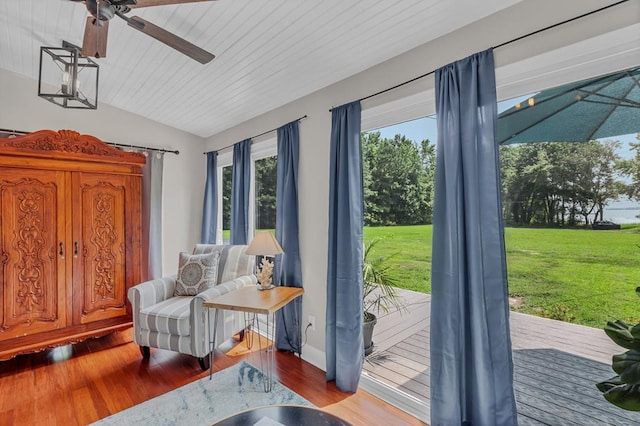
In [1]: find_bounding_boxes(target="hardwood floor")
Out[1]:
[0,328,426,426]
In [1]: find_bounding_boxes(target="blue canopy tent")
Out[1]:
[498,67,640,145]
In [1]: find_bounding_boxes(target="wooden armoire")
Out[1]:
[0,129,145,360]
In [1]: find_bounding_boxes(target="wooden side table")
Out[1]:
[203,285,304,392]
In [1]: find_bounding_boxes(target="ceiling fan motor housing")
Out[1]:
[86,0,136,21]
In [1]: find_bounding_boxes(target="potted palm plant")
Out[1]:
[362,237,406,356]
[596,287,640,411]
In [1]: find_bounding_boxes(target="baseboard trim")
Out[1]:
[300,343,326,372]
[250,318,326,372]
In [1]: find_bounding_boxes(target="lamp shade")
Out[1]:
[246,231,284,256]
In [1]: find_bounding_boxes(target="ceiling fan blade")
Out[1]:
[129,0,216,8]
[82,17,109,58]
[127,15,215,64]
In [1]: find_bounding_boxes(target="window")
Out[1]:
[221,165,232,243]
[251,138,277,236]
[216,151,232,244]
[249,139,277,336]
[216,138,277,244]
[254,156,277,232]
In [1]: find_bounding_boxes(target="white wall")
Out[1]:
[203,0,640,370]
[0,67,206,275]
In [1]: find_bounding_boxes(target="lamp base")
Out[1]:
[257,284,275,291]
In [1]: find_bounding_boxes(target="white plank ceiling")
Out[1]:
[0,0,520,138]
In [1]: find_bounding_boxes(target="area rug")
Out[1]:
[92,361,312,426]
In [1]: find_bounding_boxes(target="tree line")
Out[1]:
[221,133,639,230]
[362,132,639,227]
[362,132,435,226]
[222,133,438,230]
[500,137,639,226]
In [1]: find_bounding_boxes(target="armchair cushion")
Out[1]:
[174,251,220,296]
[193,244,255,283]
[139,296,192,336]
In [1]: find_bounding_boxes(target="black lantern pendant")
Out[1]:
[38,41,99,109]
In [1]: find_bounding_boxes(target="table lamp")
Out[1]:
[246,231,284,290]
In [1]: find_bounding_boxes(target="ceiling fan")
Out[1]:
[70,0,216,64]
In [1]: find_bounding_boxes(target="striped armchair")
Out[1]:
[127,245,257,370]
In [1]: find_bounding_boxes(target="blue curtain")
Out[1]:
[231,139,251,245]
[325,101,364,393]
[275,121,302,353]
[430,49,518,425]
[201,151,218,244]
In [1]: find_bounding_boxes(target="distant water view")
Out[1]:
[603,198,640,224]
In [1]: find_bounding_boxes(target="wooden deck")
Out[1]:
[362,288,640,425]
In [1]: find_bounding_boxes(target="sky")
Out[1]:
[374,95,527,142]
[371,94,640,222]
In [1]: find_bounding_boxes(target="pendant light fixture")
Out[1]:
[38,41,99,109]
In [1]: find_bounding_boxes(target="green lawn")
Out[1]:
[364,224,640,328]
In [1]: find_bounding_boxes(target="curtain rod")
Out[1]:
[0,128,179,155]
[203,114,308,155]
[106,142,179,155]
[329,0,629,111]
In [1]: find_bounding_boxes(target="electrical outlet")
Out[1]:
[308,315,316,331]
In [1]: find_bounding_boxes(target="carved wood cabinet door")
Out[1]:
[0,169,68,341]
[72,172,129,324]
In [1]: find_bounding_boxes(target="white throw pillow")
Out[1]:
[174,251,220,296]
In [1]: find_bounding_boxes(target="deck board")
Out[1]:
[362,289,640,425]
